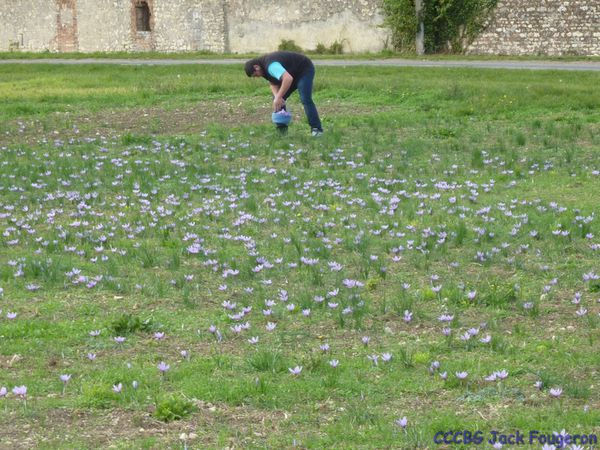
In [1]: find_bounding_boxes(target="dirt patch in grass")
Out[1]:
[0,400,289,448]
[1,99,381,147]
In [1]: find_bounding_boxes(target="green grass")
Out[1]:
[0,61,599,448]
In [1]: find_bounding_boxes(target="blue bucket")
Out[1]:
[272,109,292,126]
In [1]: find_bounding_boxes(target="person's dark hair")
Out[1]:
[244,58,260,77]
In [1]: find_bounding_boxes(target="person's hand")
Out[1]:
[273,96,285,112]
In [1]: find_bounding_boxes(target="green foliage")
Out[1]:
[111,313,154,335]
[153,395,196,422]
[248,348,287,374]
[381,0,418,52]
[278,39,303,52]
[382,0,498,53]
[315,40,345,55]
[78,383,116,409]
[315,43,327,54]
[398,347,415,368]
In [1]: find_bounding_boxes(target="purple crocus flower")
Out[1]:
[157,361,170,373]
[329,359,339,368]
[496,369,508,380]
[342,279,364,288]
[485,373,497,382]
[549,387,563,398]
[328,261,343,272]
[12,385,27,398]
[455,371,468,380]
[395,416,408,429]
[60,374,71,384]
[288,366,302,375]
[112,383,123,393]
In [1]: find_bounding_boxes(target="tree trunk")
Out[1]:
[415,0,425,55]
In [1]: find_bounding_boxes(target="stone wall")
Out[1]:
[0,0,57,52]
[0,0,388,53]
[467,0,600,56]
[225,0,388,53]
[1,0,599,55]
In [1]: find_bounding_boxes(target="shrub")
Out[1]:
[381,0,418,52]
[278,39,303,52]
[382,0,498,53]
[329,40,344,55]
[315,43,328,54]
[314,41,345,55]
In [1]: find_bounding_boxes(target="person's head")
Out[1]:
[244,58,264,77]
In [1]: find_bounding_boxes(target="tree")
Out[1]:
[382,0,498,54]
[415,0,425,55]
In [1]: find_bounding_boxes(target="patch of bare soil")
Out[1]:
[1,99,376,147]
[0,400,289,448]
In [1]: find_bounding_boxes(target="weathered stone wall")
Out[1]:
[0,0,57,51]
[467,0,600,56]
[225,0,389,53]
[1,0,598,55]
[0,0,388,53]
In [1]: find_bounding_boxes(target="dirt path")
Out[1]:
[2,57,600,71]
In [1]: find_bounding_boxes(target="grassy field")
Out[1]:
[0,61,599,449]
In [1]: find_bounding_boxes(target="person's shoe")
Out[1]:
[311,128,323,137]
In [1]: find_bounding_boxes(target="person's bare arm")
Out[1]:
[272,71,293,111]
